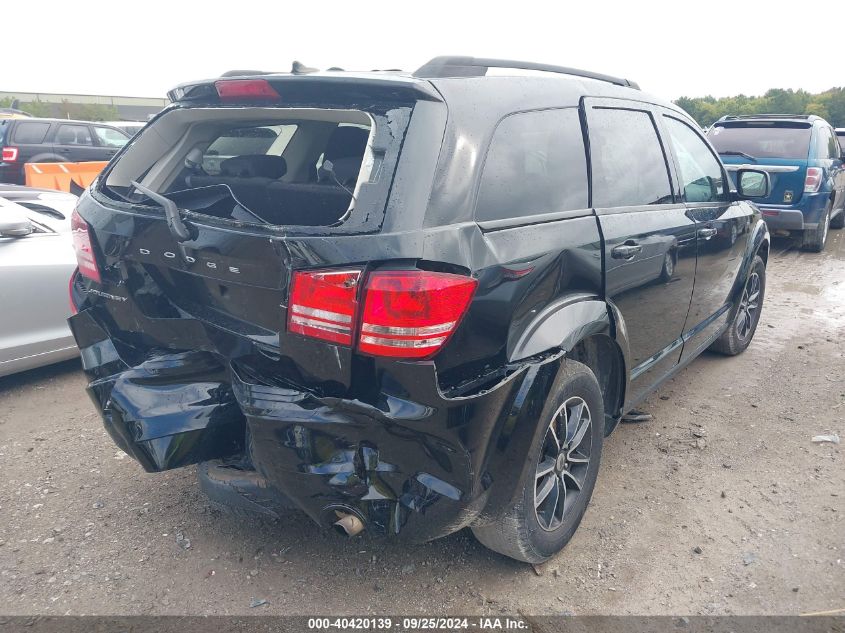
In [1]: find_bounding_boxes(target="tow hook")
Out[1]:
[333,511,365,537]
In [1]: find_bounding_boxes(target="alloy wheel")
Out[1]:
[735,271,761,341]
[534,396,592,532]
[663,252,674,279]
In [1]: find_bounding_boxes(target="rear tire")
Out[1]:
[709,255,766,356]
[830,208,845,229]
[658,251,675,282]
[802,206,830,252]
[471,360,604,563]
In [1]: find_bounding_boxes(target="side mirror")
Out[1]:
[0,215,34,237]
[736,168,770,199]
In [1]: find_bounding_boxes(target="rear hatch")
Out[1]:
[707,120,811,206]
[76,74,443,385]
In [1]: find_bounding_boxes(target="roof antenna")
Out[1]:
[291,61,318,75]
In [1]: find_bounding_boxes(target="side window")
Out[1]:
[663,116,727,203]
[93,126,129,148]
[814,126,839,160]
[13,121,51,144]
[813,126,828,158]
[476,108,588,222]
[55,124,93,146]
[826,128,839,160]
[588,108,673,208]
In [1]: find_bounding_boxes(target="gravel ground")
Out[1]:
[0,233,842,616]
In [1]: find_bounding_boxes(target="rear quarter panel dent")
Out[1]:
[508,297,610,361]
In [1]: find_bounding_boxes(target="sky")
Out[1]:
[3,0,840,102]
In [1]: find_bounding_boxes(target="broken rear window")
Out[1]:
[100,107,391,228]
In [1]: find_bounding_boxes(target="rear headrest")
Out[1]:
[324,127,369,161]
[220,154,287,179]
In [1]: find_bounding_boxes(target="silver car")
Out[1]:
[0,186,79,377]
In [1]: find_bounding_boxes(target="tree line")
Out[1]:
[675,88,845,128]
[0,97,118,121]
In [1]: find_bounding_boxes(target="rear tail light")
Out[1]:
[287,268,477,359]
[2,146,18,162]
[358,271,477,358]
[804,167,823,193]
[215,79,279,102]
[288,269,361,345]
[71,209,101,283]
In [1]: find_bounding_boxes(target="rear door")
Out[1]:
[51,123,102,162]
[585,99,697,406]
[660,112,751,360]
[91,125,130,161]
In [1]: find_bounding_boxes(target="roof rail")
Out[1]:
[721,114,813,121]
[413,56,639,89]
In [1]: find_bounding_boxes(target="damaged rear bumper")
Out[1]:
[69,308,555,542]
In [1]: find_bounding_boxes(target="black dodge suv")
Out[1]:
[68,57,771,563]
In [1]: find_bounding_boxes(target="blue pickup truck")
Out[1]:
[708,114,845,251]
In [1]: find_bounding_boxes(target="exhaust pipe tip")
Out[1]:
[333,510,365,537]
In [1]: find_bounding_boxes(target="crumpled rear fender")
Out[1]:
[70,309,245,472]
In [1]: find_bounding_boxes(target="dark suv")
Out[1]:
[0,118,130,184]
[67,57,771,563]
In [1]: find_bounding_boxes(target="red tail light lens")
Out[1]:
[288,269,361,345]
[358,271,477,358]
[215,79,279,102]
[71,209,101,283]
[804,167,822,193]
[2,146,18,162]
[287,268,477,358]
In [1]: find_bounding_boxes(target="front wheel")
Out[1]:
[709,255,766,356]
[830,208,845,229]
[658,251,675,282]
[471,360,604,563]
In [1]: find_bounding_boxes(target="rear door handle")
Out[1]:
[698,228,717,239]
[611,243,643,259]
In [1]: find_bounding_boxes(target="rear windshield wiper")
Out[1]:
[130,181,193,242]
[719,150,757,161]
